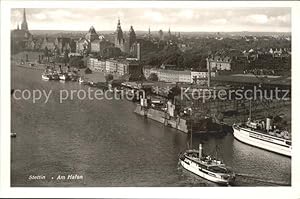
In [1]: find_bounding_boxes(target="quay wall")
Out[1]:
[134,105,189,133]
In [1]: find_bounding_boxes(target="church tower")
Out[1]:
[115,18,125,52]
[21,8,28,31]
[128,26,136,50]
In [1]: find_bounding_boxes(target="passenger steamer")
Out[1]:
[232,98,291,157]
[179,144,235,185]
[232,118,291,157]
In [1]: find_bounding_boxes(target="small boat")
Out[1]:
[179,144,235,185]
[88,81,96,87]
[59,74,66,81]
[78,77,84,84]
[42,73,50,81]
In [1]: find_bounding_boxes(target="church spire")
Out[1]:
[117,17,121,26]
[21,8,28,30]
[115,17,124,44]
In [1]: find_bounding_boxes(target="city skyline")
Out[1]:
[11,8,291,32]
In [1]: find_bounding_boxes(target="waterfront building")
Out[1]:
[106,59,141,77]
[178,71,192,83]
[116,60,130,76]
[156,69,191,83]
[191,71,216,84]
[158,69,179,83]
[206,56,232,71]
[87,57,106,72]
[144,67,215,84]
[106,59,118,73]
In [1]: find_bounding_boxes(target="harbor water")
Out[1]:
[11,66,291,186]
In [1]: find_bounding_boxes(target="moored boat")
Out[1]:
[42,73,50,80]
[59,74,67,81]
[232,100,291,157]
[232,119,292,157]
[78,77,84,84]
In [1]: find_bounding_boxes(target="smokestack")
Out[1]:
[137,43,140,61]
[266,118,272,131]
[199,144,202,160]
[207,58,211,87]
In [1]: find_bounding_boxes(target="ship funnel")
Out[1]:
[266,117,272,131]
[199,144,202,159]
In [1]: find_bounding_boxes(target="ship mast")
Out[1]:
[249,99,252,121]
[190,120,193,149]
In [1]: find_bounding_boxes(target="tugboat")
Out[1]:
[232,101,292,157]
[179,143,235,185]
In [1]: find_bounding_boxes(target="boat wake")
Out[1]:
[236,173,290,186]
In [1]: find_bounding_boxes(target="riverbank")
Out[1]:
[11,61,106,83]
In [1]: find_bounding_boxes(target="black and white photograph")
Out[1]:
[1,0,300,198]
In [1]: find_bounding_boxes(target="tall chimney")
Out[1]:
[199,143,202,160]
[137,43,140,61]
[207,58,211,87]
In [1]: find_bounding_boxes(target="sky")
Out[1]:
[11,8,291,32]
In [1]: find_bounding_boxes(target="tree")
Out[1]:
[148,73,158,81]
[105,74,114,82]
[167,85,181,100]
[69,56,84,68]
[85,68,92,74]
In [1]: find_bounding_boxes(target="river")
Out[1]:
[11,65,291,186]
